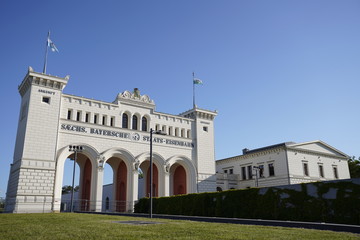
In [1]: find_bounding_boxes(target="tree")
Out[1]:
[62,185,79,194]
[348,156,360,178]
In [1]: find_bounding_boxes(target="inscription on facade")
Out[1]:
[38,89,56,95]
[60,124,194,148]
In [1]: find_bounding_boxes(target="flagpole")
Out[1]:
[192,72,195,108]
[43,31,50,74]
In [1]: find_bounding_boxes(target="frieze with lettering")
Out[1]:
[60,124,194,148]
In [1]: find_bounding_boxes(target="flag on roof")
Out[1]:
[47,38,59,52]
[193,78,203,85]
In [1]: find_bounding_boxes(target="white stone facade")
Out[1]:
[216,141,350,191]
[5,68,217,213]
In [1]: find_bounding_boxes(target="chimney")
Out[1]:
[242,148,249,155]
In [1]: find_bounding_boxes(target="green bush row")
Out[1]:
[134,179,360,225]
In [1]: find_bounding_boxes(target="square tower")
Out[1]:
[5,67,69,213]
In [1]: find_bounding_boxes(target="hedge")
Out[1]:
[134,178,360,225]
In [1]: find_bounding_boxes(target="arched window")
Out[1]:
[142,117,147,131]
[122,113,128,128]
[132,115,138,130]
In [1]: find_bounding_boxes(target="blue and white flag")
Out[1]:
[193,78,203,85]
[47,38,59,52]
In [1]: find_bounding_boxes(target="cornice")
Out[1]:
[286,147,348,160]
[18,67,69,97]
[180,107,218,121]
[216,146,286,165]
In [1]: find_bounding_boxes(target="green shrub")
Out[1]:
[134,179,360,225]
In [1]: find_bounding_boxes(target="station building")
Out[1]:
[216,141,350,191]
[5,67,217,213]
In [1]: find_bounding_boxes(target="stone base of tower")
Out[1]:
[197,174,216,193]
[5,195,54,213]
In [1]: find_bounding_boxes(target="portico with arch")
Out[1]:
[5,68,218,213]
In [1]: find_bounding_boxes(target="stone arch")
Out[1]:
[167,155,197,195]
[136,152,166,197]
[101,148,135,212]
[54,144,100,212]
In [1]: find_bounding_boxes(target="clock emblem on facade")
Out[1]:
[132,133,140,141]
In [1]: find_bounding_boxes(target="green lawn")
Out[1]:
[0,213,358,240]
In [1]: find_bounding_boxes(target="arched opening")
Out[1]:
[111,160,127,212]
[60,152,92,212]
[122,113,128,128]
[132,115,138,130]
[172,165,186,195]
[141,117,148,131]
[138,160,159,198]
[101,162,114,212]
[80,158,92,211]
[146,163,159,197]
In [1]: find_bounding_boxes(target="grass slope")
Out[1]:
[0,213,358,240]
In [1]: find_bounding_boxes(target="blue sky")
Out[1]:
[0,1,359,198]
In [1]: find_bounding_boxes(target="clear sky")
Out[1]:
[0,1,359,198]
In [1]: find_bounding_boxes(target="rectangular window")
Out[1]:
[102,115,107,125]
[319,165,324,178]
[76,111,81,121]
[203,126,208,132]
[268,163,275,176]
[241,167,246,180]
[247,166,253,179]
[94,114,98,124]
[42,97,50,104]
[224,169,228,174]
[110,117,114,127]
[259,165,264,177]
[67,110,72,120]
[229,169,233,174]
[303,163,309,176]
[333,166,338,179]
[85,113,89,123]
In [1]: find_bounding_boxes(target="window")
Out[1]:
[85,113,89,123]
[181,129,185,138]
[42,97,50,104]
[229,169,233,174]
[162,125,166,133]
[122,113,128,128]
[175,128,179,137]
[132,115,138,130]
[187,130,191,138]
[303,163,309,176]
[247,166,253,179]
[94,114,98,124]
[203,126,208,132]
[319,165,324,178]
[268,163,275,176]
[142,117,147,131]
[76,111,81,121]
[110,117,114,127]
[168,127,173,136]
[241,167,246,180]
[333,166,338,179]
[67,110,72,120]
[259,165,264,177]
[224,170,228,174]
[102,115,107,125]
[105,197,109,210]
[155,124,160,131]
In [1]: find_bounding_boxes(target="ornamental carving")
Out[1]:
[117,89,154,104]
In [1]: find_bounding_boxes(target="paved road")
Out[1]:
[83,212,360,234]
